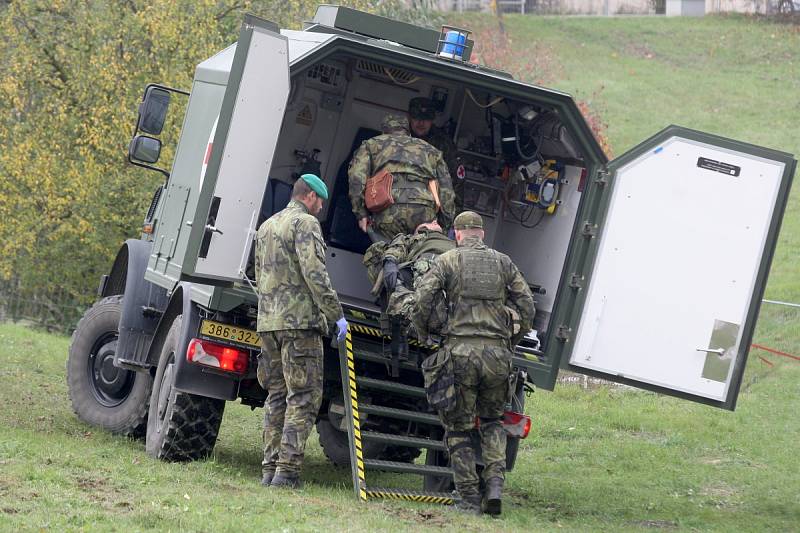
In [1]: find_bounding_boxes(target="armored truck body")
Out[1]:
[67,6,796,491]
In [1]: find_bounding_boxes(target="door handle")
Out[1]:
[696,348,725,356]
[205,224,223,235]
[198,196,222,259]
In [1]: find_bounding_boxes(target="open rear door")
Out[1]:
[182,15,289,284]
[563,126,795,409]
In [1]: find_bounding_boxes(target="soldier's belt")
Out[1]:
[444,335,509,347]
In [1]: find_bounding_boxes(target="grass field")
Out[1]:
[1,13,798,532]
[503,13,800,307]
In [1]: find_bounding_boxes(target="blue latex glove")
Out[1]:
[335,317,349,343]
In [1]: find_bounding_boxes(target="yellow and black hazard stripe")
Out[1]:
[344,330,368,502]
[366,489,455,505]
[349,322,436,349]
[408,338,434,348]
[350,323,383,338]
[343,330,452,507]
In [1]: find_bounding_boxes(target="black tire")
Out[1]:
[316,418,385,466]
[67,295,151,437]
[145,316,225,461]
[381,445,422,463]
[423,448,454,493]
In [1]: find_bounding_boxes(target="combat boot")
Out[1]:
[453,494,482,516]
[484,477,503,516]
[261,471,275,487]
[270,472,303,489]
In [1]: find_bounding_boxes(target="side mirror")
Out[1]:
[129,135,162,164]
[137,86,171,135]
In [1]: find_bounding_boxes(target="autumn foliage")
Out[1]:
[0,1,377,329]
[0,1,609,330]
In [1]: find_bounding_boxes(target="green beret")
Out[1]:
[381,114,409,134]
[453,211,483,230]
[409,97,436,120]
[300,173,328,200]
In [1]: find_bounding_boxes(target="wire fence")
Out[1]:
[1,266,797,338]
[443,0,795,15]
[0,279,87,334]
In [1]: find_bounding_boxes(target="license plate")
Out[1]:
[199,320,260,349]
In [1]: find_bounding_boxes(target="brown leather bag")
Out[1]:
[365,168,395,213]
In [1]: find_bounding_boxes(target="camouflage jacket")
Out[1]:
[412,236,535,341]
[362,229,454,293]
[414,127,461,212]
[348,132,455,225]
[255,200,343,334]
[384,227,455,272]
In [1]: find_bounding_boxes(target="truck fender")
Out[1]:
[110,240,169,372]
[146,283,239,401]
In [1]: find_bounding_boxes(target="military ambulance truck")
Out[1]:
[66,6,795,498]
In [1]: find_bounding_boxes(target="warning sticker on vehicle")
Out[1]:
[697,157,741,177]
[295,104,313,126]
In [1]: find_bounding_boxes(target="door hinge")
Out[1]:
[595,169,609,186]
[568,273,584,290]
[581,222,597,238]
[555,325,571,342]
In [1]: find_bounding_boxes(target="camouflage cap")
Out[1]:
[381,113,409,133]
[453,210,483,230]
[408,97,436,120]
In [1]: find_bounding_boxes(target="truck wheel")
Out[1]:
[145,316,224,461]
[316,419,385,466]
[423,449,454,493]
[67,295,151,437]
[380,445,422,463]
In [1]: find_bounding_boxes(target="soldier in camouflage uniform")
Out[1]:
[255,174,348,489]
[362,220,455,333]
[348,114,455,239]
[408,97,462,212]
[412,211,535,516]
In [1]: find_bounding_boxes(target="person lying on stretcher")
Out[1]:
[363,220,454,341]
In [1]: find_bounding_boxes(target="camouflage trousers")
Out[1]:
[258,330,323,477]
[372,203,436,239]
[439,340,512,499]
[386,284,416,320]
[387,283,447,337]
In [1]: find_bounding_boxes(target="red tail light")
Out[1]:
[503,411,532,439]
[187,338,249,374]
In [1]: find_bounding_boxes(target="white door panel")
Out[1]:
[570,136,785,401]
[193,27,290,281]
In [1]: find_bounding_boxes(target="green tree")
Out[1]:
[0,0,387,329]
[0,0,598,331]
[250,0,376,28]
[0,0,244,328]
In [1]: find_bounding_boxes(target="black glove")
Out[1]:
[383,259,399,292]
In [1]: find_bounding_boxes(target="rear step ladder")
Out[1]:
[338,331,455,505]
